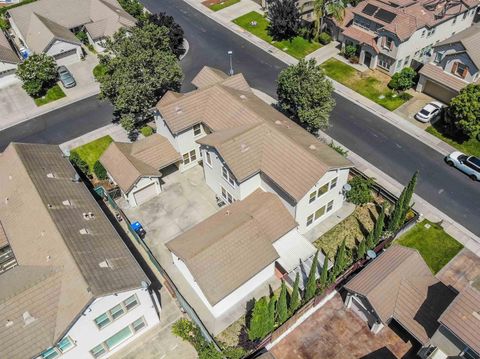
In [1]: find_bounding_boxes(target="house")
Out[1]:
[416,23,480,102]
[344,245,456,345]
[329,0,479,75]
[100,134,181,207]
[6,0,136,64]
[166,189,319,319]
[0,30,20,87]
[0,143,161,359]
[155,66,353,234]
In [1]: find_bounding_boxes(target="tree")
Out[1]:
[248,297,270,340]
[399,171,418,224]
[289,272,301,314]
[267,295,277,333]
[93,161,107,180]
[388,171,418,232]
[333,239,346,276]
[344,44,357,59]
[310,0,345,39]
[448,84,480,139]
[345,176,374,205]
[16,53,57,97]
[366,231,375,250]
[267,0,300,41]
[357,239,366,260]
[372,204,385,245]
[277,59,335,132]
[99,23,182,127]
[388,67,416,91]
[140,12,186,58]
[120,113,136,134]
[118,0,145,19]
[69,151,89,175]
[277,280,289,325]
[319,254,329,290]
[305,250,319,301]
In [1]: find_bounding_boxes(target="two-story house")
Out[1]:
[0,143,161,359]
[155,66,353,234]
[416,23,480,102]
[329,0,479,75]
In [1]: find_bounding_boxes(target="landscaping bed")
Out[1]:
[34,84,66,106]
[203,0,240,11]
[233,12,321,59]
[71,135,113,172]
[397,220,463,274]
[320,58,412,111]
[426,118,480,157]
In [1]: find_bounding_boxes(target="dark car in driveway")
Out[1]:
[57,66,76,88]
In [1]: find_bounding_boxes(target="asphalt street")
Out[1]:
[0,0,478,236]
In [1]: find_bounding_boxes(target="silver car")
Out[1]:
[415,101,444,123]
[57,66,76,88]
[445,151,480,181]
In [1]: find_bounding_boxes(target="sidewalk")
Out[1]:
[179,0,457,158]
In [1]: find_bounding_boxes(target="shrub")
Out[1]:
[75,31,89,45]
[318,32,332,45]
[349,55,359,64]
[93,161,107,180]
[93,64,106,81]
[16,53,57,97]
[388,67,416,91]
[140,125,154,137]
[248,297,270,340]
[344,44,357,59]
[345,176,374,205]
[69,151,89,175]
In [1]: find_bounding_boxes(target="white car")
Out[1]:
[415,102,444,123]
[445,151,480,181]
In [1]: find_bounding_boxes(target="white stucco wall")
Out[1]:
[36,288,160,359]
[172,253,275,318]
[46,40,82,64]
[125,177,162,207]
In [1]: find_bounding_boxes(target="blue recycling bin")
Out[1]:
[131,221,146,238]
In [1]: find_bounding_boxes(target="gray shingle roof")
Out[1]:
[436,24,480,69]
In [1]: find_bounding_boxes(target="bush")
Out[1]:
[140,125,154,137]
[16,53,57,97]
[75,31,89,45]
[318,32,332,45]
[93,161,107,180]
[346,176,374,205]
[69,151,89,175]
[328,140,348,157]
[388,67,416,91]
[344,44,357,59]
[349,55,359,64]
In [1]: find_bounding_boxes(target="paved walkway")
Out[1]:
[215,0,261,21]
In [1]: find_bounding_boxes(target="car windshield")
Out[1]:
[458,155,468,162]
[420,109,430,116]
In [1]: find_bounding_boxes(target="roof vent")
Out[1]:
[175,106,183,114]
[225,210,230,216]
[46,255,51,262]
[22,312,36,326]
[473,311,480,321]
[99,259,112,268]
[274,120,282,125]
[8,175,12,180]
[62,200,71,206]
[5,320,13,328]
[46,173,56,178]
[309,144,317,150]
[239,94,247,100]
[4,197,8,205]
[72,173,81,182]
[240,143,249,153]
[79,228,90,235]
[47,204,53,209]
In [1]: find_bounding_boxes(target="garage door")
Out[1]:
[133,183,157,206]
[423,80,457,103]
[54,49,79,66]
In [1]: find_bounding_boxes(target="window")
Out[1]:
[462,12,467,20]
[132,317,146,333]
[384,36,393,49]
[452,16,457,24]
[314,206,326,220]
[327,200,334,212]
[309,191,316,203]
[94,313,111,329]
[378,55,393,70]
[182,150,197,165]
[221,186,234,204]
[124,295,139,311]
[404,56,410,66]
[205,151,212,167]
[41,337,75,358]
[307,214,314,226]
[330,177,338,190]
[222,166,235,187]
[90,344,106,359]
[427,28,435,37]
[396,59,403,69]
[463,347,480,359]
[193,124,201,136]
[421,29,426,37]
[317,183,329,197]
[434,52,443,63]
[452,62,468,78]
[110,304,125,320]
[105,326,133,350]
[94,295,139,330]
[41,348,59,359]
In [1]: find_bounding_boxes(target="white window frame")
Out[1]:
[221,186,234,204]
[330,177,338,190]
[193,124,202,137]
[317,183,329,198]
[306,214,314,226]
[327,200,334,212]
[309,191,316,203]
[41,337,75,358]
[94,294,139,330]
[182,150,197,165]
[205,151,212,167]
[222,166,235,187]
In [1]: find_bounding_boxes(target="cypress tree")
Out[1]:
[333,239,346,276]
[289,272,300,314]
[248,297,269,340]
[388,188,406,232]
[305,250,319,301]
[366,231,375,250]
[319,254,329,290]
[357,239,366,260]
[267,295,277,333]
[373,204,385,245]
[277,280,288,325]
[399,171,418,224]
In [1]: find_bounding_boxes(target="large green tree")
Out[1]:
[448,84,480,139]
[267,295,277,333]
[372,204,385,245]
[99,23,182,129]
[289,272,301,314]
[308,0,345,39]
[319,254,329,290]
[277,280,289,325]
[305,250,319,301]
[277,59,335,132]
[388,171,418,232]
[267,0,300,41]
[140,12,185,58]
[118,0,145,19]
[332,239,346,276]
[16,53,57,97]
[248,297,270,341]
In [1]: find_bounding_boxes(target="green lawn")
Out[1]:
[233,12,321,59]
[93,64,107,81]
[321,58,411,111]
[207,0,240,11]
[426,119,480,157]
[397,220,463,274]
[71,135,113,172]
[34,84,66,106]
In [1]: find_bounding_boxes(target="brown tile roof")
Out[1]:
[100,134,181,192]
[159,67,353,202]
[342,26,379,52]
[439,286,480,355]
[0,143,148,359]
[436,23,480,69]
[419,62,469,92]
[345,245,456,344]
[166,189,297,306]
[0,30,19,64]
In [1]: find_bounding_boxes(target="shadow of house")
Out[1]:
[360,347,397,359]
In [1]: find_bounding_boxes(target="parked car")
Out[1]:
[415,101,444,123]
[57,66,76,88]
[445,151,480,181]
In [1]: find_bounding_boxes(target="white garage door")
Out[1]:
[54,49,79,66]
[423,80,457,104]
[133,183,157,206]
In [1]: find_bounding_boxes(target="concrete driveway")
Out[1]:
[393,91,438,130]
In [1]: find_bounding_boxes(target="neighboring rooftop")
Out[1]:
[158,66,353,202]
[0,143,147,359]
[436,23,480,68]
[100,134,181,192]
[345,245,456,344]
[0,30,19,64]
[439,285,480,355]
[166,189,297,306]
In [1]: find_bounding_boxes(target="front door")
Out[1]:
[364,52,372,68]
